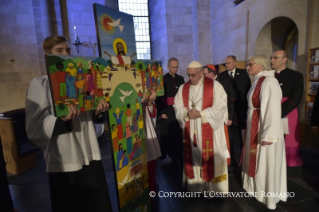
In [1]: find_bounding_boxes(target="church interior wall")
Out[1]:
[0,0,117,113]
[0,0,317,115]
[150,0,194,80]
[311,0,319,48]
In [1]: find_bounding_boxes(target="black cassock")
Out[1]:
[156,73,185,160]
[275,67,304,167]
[275,67,304,117]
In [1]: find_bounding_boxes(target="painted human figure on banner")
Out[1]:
[103,39,136,65]
[66,72,76,98]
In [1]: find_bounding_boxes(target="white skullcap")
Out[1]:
[187,61,202,68]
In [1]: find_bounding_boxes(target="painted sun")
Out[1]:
[99,14,115,34]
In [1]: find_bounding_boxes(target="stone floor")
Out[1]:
[7,125,319,212]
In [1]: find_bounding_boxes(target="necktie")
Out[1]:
[230,72,234,78]
[275,71,280,78]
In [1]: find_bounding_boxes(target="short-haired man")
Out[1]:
[156,57,184,165]
[25,36,112,211]
[174,61,229,193]
[218,55,251,152]
[203,64,237,169]
[271,50,303,167]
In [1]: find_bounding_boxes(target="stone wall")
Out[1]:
[0,0,117,113]
[150,0,194,79]
[311,0,319,48]
[0,0,40,113]
[0,0,317,113]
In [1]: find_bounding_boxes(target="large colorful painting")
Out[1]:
[94,3,151,211]
[46,55,109,117]
[133,60,164,96]
[94,3,137,66]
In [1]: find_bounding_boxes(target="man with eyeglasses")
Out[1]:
[270,50,304,169]
[218,55,251,162]
[174,61,229,194]
[155,57,185,166]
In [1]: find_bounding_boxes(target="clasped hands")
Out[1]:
[61,100,109,122]
[141,90,157,106]
[187,109,201,119]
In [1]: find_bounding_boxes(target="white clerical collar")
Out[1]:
[275,67,286,74]
[253,71,263,83]
[191,76,204,87]
[168,71,175,77]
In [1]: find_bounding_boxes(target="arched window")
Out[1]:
[118,0,151,59]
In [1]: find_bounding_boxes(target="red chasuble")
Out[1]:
[182,77,215,182]
[248,76,266,178]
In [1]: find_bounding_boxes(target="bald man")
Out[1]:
[174,61,229,194]
[271,50,304,167]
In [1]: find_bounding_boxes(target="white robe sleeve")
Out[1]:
[25,76,57,149]
[174,84,188,128]
[259,78,283,143]
[200,81,228,130]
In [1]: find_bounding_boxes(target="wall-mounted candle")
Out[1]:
[74,26,76,40]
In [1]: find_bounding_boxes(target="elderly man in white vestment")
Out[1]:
[174,61,230,194]
[242,54,287,210]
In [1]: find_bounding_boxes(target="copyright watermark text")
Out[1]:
[149,191,295,198]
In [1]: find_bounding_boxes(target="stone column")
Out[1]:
[193,0,211,66]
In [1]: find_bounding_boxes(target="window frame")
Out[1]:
[117,0,152,60]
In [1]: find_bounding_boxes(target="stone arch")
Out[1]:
[254,17,298,69]
[249,5,307,57]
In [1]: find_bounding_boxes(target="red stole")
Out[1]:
[248,76,266,178]
[116,55,124,64]
[147,104,157,117]
[182,77,215,182]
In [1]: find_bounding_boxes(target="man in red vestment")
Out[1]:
[174,61,229,193]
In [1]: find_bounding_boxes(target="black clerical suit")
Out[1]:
[156,73,185,161]
[275,67,304,168]
[275,67,303,117]
[218,68,251,129]
[215,76,237,167]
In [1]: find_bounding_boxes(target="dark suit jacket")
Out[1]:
[215,76,237,120]
[311,86,319,127]
[275,67,304,118]
[218,68,251,128]
[156,73,185,115]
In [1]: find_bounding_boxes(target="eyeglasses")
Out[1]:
[270,56,286,60]
[246,63,255,67]
[187,70,202,78]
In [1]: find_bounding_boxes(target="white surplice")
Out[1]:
[25,76,101,172]
[142,103,161,162]
[174,77,229,193]
[242,70,287,209]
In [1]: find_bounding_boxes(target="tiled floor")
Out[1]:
[7,126,319,212]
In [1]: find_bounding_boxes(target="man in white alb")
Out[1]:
[174,61,229,193]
